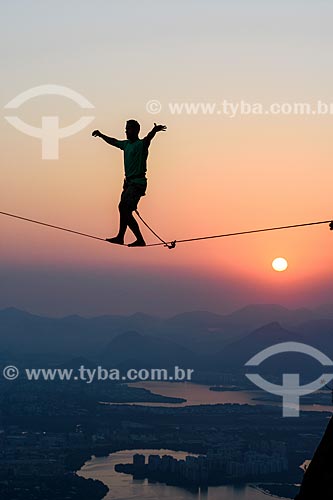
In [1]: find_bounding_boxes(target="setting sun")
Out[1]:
[272,257,288,272]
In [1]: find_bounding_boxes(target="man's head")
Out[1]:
[126,119,140,141]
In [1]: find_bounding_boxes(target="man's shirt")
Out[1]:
[115,138,148,186]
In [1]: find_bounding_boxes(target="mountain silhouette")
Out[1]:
[213,322,300,369]
[0,306,331,371]
[100,330,196,367]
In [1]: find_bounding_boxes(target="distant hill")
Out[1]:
[211,322,301,371]
[313,304,333,318]
[294,319,333,355]
[100,330,196,368]
[0,305,331,372]
[223,303,317,329]
[211,320,333,377]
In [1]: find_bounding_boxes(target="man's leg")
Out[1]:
[106,194,128,245]
[109,206,145,246]
[127,186,146,247]
[106,184,146,246]
[127,213,145,246]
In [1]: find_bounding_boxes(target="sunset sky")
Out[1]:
[1,0,332,316]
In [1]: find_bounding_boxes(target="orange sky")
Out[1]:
[1,1,332,315]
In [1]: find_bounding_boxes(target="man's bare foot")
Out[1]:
[128,239,146,247]
[106,236,124,245]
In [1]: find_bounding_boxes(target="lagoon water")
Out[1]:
[127,381,333,413]
[79,449,278,500]
[79,382,322,499]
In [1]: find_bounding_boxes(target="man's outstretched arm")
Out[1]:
[92,130,119,147]
[143,123,167,147]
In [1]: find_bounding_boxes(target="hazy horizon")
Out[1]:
[1,300,332,319]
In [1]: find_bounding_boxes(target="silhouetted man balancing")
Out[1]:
[92,120,167,247]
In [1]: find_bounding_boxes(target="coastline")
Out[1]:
[77,446,298,500]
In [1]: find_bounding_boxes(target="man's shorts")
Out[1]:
[120,179,147,212]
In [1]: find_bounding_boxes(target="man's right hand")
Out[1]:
[92,129,101,137]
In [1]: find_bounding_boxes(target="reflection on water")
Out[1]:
[85,382,325,499]
[78,449,272,500]
[130,382,256,407]
[121,382,333,413]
